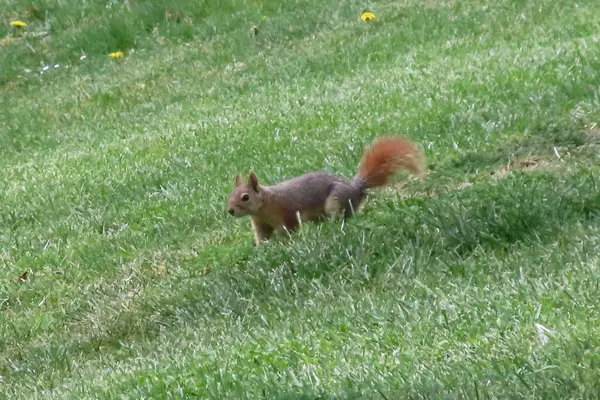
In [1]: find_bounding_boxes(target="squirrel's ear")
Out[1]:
[248,172,259,191]
[234,174,243,187]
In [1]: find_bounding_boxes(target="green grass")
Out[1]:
[2,0,600,398]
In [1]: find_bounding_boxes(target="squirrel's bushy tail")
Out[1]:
[352,136,426,190]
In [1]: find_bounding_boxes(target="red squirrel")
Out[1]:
[227,136,426,246]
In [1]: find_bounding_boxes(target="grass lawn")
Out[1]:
[2,0,600,398]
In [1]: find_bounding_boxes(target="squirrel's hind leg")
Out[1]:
[325,183,363,219]
[324,193,342,216]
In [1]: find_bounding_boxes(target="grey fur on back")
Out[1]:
[265,171,352,211]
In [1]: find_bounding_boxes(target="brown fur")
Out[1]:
[358,136,426,188]
[227,136,425,246]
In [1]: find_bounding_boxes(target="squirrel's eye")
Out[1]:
[241,193,250,202]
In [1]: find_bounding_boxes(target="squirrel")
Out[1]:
[227,136,426,246]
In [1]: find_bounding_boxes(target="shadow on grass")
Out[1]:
[431,119,593,175]
[414,171,600,256]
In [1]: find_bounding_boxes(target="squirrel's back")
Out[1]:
[266,171,348,211]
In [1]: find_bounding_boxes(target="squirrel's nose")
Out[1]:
[228,208,235,215]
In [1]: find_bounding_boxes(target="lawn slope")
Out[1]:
[1,0,600,398]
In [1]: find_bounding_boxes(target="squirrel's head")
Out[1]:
[227,172,264,217]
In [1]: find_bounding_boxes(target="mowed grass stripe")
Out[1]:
[2,0,598,162]
[3,21,600,195]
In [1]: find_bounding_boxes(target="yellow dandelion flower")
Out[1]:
[360,11,375,21]
[10,20,27,27]
[108,51,124,58]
